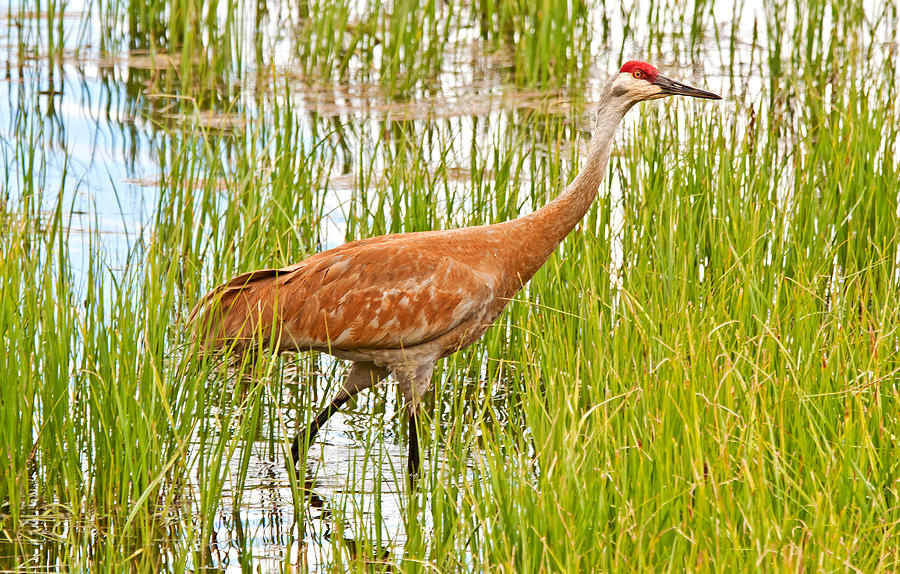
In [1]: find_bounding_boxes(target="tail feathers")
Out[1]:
[189,267,285,351]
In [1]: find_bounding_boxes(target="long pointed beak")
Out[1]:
[654,74,721,100]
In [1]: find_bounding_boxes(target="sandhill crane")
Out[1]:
[191,61,720,481]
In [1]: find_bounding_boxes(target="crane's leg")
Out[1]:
[394,361,435,485]
[408,410,420,480]
[290,361,389,467]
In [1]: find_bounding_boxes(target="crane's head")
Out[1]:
[610,61,721,104]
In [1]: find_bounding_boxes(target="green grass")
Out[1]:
[2,0,900,571]
[478,0,594,86]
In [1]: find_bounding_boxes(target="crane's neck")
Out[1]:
[504,91,632,283]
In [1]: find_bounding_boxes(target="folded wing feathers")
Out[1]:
[189,235,499,353]
[189,267,287,348]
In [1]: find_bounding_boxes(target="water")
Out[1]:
[2,0,896,570]
[201,391,411,572]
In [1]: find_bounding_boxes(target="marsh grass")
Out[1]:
[2,0,900,571]
[478,0,594,86]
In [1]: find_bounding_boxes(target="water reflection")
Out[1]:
[196,400,414,572]
[6,0,895,569]
[5,5,651,571]
[201,481,396,572]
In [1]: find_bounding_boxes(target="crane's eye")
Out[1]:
[633,70,643,79]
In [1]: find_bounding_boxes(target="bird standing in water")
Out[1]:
[191,61,720,481]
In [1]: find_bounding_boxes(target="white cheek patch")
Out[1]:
[613,73,656,98]
[630,77,669,102]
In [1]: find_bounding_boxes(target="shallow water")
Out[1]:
[2,0,897,570]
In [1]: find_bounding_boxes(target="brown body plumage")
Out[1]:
[196,214,578,364]
[191,61,720,479]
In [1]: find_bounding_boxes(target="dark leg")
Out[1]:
[407,410,420,485]
[290,395,349,466]
[289,361,390,469]
[393,362,435,488]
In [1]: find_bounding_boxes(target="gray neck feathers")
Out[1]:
[508,80,631,272]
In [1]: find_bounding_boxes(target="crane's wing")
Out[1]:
[192,234,496,351]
